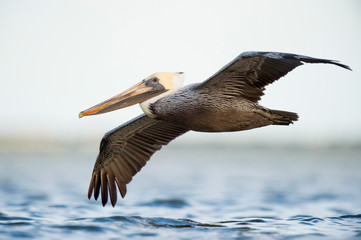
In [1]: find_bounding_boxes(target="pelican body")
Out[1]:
[79,51,351,206]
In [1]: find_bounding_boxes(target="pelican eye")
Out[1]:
[150,77,159,84]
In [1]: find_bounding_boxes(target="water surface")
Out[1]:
[0,145,360,239]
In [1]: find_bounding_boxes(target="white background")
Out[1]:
[1,0,360,146]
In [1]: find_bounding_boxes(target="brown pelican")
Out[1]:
[79,51,350,206]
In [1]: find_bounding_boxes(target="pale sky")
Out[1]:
[1,0,360,145]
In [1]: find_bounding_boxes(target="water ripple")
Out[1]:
[0,212,33,226]
[140,198,189,208]
[79,215,225,229]
[1,212,361,239]
[1,150,360,239]
[333,214,361,219]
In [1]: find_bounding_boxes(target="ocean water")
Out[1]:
[0,145,360,239]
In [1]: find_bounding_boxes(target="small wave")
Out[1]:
[288,215,314,221]
[82,215,224,229]
[0,212,33,225]
[139,198,189,208]
[52,224,104,232]
[78,215,280,231]
[2,213,361,239]
[332,214,361,219]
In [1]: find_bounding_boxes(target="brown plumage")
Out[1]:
[87,115,188,206]
[79,51,351,206]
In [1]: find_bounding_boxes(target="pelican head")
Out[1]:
[79,72,184,118]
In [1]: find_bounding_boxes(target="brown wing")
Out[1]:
[88,114,188,206]
[196,51,351,102]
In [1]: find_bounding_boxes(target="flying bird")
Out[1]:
[79,51,351,206]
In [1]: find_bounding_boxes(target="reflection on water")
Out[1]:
[0,145,360,239]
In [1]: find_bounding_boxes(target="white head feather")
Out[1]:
[140,72,184,117]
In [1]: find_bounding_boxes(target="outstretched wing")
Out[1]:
[88,114,188,206]
[195,51,351,102]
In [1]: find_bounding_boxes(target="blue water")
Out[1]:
[0,145,360,239]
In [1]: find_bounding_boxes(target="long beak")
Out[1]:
[79,80,166,118]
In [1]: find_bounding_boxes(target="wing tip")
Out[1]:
[327,60,352,71]
[239,51,351,70]
[88,172,95,199]
[88,170,130,207]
